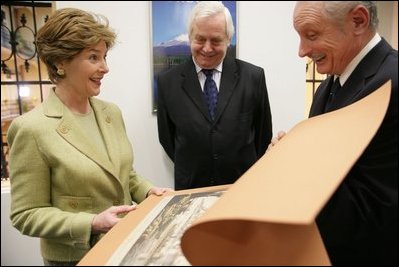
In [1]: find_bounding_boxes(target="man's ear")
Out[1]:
[350,5,370,35]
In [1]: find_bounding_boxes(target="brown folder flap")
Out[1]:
[181,81,391,265]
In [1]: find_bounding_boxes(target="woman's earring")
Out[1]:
[57,68,65,76]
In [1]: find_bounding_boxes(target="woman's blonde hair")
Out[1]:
[36,8,116,83]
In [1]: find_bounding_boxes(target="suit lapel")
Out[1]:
[181,60,211,120]
[181,57,239,123]
[90,98,120,178]
[334,38,392,109]
[215,57,239,121]
[44,89,118,179]
[310,76,334,116]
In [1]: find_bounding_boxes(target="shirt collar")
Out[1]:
[193,56,223,74]
[338,33,381,86]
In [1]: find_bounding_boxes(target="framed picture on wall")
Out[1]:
[150,1,237,112]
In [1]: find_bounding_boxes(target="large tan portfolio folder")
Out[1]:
[78,81,391,266]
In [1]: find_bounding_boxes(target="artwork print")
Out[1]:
[106,191,225,266]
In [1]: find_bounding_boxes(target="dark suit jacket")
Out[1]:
[310,38,398,265]
[157,57,272,190]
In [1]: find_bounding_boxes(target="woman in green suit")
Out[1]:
[7,8,169,266]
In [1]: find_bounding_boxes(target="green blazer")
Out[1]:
[7,88,153,262]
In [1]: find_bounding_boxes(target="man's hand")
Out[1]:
[267,131,286,152]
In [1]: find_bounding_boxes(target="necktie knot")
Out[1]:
[330,77,341,96]
[202,69,214,78]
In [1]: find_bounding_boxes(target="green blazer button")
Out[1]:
[69,201,78,209]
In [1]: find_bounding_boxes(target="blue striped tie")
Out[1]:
[202,69,218,120]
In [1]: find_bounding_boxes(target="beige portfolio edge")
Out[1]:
[180,81,392,266]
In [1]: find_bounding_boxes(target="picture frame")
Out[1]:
[150,1,237,112]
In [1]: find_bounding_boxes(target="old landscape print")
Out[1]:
[106,191,224,266]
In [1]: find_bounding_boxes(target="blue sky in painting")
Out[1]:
[152,1,237,46]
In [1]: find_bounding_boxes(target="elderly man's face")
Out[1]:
[293,2,359,75]
[190,13,230,69]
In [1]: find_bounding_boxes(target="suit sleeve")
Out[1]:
[128,167,153,203]
[254,68,273,157]
[156,75,176,161]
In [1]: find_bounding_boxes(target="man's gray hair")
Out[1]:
[187,1,235,42]
[323,1,378,30]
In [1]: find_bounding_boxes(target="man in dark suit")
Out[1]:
[291,1,398,265]
[157,1,272,190]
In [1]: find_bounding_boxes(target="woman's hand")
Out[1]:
[146,187,174,197]
[91,205,137,234]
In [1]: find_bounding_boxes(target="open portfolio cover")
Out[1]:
[78,81,392,266]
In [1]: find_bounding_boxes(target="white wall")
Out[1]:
[238,1,305,127]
